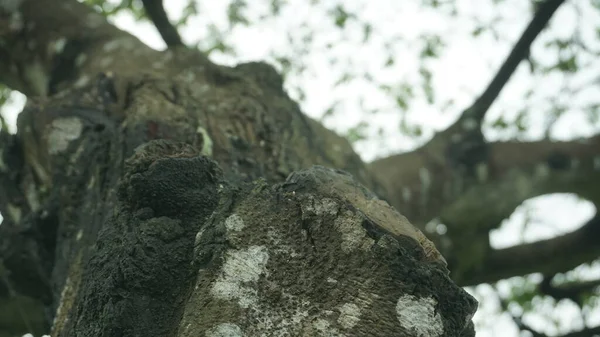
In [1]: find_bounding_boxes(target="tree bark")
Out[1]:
[0,1,477,336]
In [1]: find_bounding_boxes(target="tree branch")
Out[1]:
[460,212,600,286]
[141,0,183,48]
[460,0,566,126]
[0,0,205,97]
[370,134,600,229]
[540,274,600,302]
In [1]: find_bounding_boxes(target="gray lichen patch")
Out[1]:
[285,165,446,266]
[337,303,361,329]
[396,295,444,337]
[333,212,374,253]
[178,166,476,336]
[205,323,244,337]
[210,245,269,309]
[47,117,83,154]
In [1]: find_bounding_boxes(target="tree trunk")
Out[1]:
[0,1,476,336]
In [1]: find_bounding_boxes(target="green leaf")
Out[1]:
[228,0,250,27]
[362,23,372,43]
[345,121,368,143]
[331,5,353,28]
[420,34,444,58]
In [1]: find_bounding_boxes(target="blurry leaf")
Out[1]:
[555,55,578,73]
[515,109,528,132]
[505,278,540,311]
[492,116,509,129]
[175,0,199,27]
[384,56,395,67]
[83,0,142,17]
[399,118,422,137]
[345,121,368,143]
[420,34,444,58]
[270,0,285,15]
[228,0,250,27]
[585,103,600,124]
[330,5,353,28]
[362,23,372,43]
[334,73,354,86]
[419,67,434,104]
[394,82,414,110]
[396,96,408,110]
[472,26,485,37]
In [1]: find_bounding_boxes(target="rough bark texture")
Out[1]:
[0,1,479,336]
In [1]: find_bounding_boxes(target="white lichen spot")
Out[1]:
[86,13,104,28]
[102,39,122,53]
[23,61,48,97]
[534,163,550,179]
[326,277,338,284]
[302,197,338,217]
[334,214,373,253]
[461,118,478,131]
[75,229,83,241]
[450,133,462,143]
[419,167,431,189]
[1,0,23,12]
[337,303,361,329]
[571,159,580,169]
[312,319,341,336]
[75,54,87,67]
[402,187,412,202]
[47,117,83,155]
[182,72,197,84]
[54,275,72,326]
[9,11,23,31]
[52,37,67,54]
[225,214,245,232]
[211,246,269,309]
[0,150,7,172]
[475,163,488,182]
[87,176,95,189]
[396,295,444,337]
[594,156,600,170]
[99,57,113,68]
[6,203,22,224]
[205,323,243,337]
[25,182,40,212]
[197,126,213,156]
[74,75,90,88]
[194,228,206,246]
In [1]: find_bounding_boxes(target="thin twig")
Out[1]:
[141,0,184,48]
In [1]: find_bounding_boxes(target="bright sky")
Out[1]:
[5,0,600,336]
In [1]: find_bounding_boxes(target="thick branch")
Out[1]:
[370,134,600,284]
[0,0,205,97]
[460,0,566,125]
[460,212,600,286]
[370,134,600,229]
[540,275,600,302]
[141,0,183,48]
